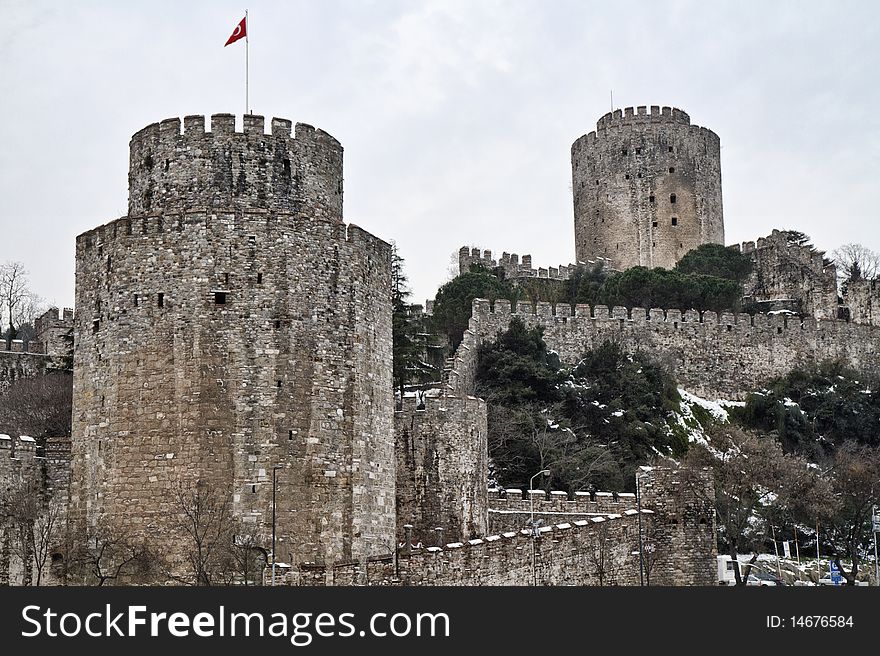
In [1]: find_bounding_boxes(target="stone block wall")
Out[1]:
[33,307,74,359]
[735,230,839,321]
[395,395,488,545]
[572,106,724,270]
[487,488,637,534]
[128,115,343,219]
[639,466,717,586]
[844,277,880,326]
[458,246,576,280]
[71,115,394,583]
[287,510,647,586]
[0,435,41,585]
[448,298,880,400]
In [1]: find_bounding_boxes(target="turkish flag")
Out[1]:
[225,16,247,46]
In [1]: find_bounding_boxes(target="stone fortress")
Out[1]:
[15,102,880,586]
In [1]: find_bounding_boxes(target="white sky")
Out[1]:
[1,0,879,309]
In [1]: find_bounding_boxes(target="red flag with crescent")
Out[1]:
[225,16,247,46]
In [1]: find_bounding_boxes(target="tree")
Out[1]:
[0,261,40,344]
[171,480,236,586]
[390,243,437,403]
[66,521,157,586]
[683,425,832,585]
[831,243,880,285]
[431,266,517,349]
[0,372,73,438]
[0,479,62,586]
[562,262,609,306]
[822,443,880,585]
[675,243,753,283]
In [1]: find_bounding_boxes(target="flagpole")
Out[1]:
[245,9,249,114]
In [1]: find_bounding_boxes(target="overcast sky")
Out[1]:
[2,0,879,309]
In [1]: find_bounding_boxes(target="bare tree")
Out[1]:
[832,243,880,285]
[0,480,61,585]
[822,443,880,585]
[0,261,38,343]
[171,479,236,586]
[0,372,72,438]
[67,521,157,586]
[683,425,832,585]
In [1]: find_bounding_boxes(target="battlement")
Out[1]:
[128,113,343,219]
[489,487,638,517]
[598,105,690,130]
[75,209,380,253]
[443,295,880,401]
[469,296,819,330]
[458,246,576,280]
[0,434,39,457]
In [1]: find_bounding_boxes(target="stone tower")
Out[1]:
[70,114,395,581]
[571,106,724,270]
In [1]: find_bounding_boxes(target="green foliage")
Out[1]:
[476,320,683,492]
[561,262,609,306]
[736,361,880,458]
[431,266,517,349]
[391,244,437,397]
[598,266,742,313]
[674,243,753,283]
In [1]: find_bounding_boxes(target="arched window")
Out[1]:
[670,193,677,204]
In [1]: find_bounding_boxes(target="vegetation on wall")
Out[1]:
[475,318,684,493]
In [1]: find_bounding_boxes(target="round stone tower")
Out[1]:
[571,106,723,270]
[71,114,394,581]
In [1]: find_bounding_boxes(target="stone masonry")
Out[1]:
[448,298,880,401]
[70,114,395,582]
[572,106,724,270]
[395,395,488,545]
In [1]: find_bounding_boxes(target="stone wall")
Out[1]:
[447,298,880,400]
[395,396,488,545]
[33,307,74,359]
[572,106,724,270]
[735,230,839,321]
[458,246,577,280]
[128,115,343,219]
[0,351,51,391]
[71,115,394,583]
[487,488,637,534]
[639,466,717,586]
[287,510,646,586]
[844,278,880,326]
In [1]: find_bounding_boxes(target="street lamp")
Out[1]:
[529,469,550,586]
[271,464,283,586]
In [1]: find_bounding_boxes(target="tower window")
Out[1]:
[224,273,229,286]
[669,167,675,173]
[288,430,294,440]
[277,380,282,388]
[670,193,677,204]
[652,221,658,227]
[596,179,599,185]
[282,158,291,177]
[251,485,256,493]
[92,319,100,334]
[257,272,263,284]
[214,292,227,305]
[133,293,139,307]
[621,148,627,155]
[625,174,630,180]
[668,146,673,152]
[274,319,281,329]
[649,195,655,203]
[248,235,257,245]
[157,293,164,308]
[635,148,641,155]
[672,217,678,226]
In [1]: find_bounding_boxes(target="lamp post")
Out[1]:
[271,464,283,586]
[529,469,550,586]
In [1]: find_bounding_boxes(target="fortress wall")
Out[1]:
[737,229,839,321]
[311,510,645,586]
[458,246,577,280]
[395,396,488,545]
[71,209,395,578]
[447,298,880,400]
[487,488,637,534]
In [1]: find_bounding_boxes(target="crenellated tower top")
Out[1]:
[127,114,343,220]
